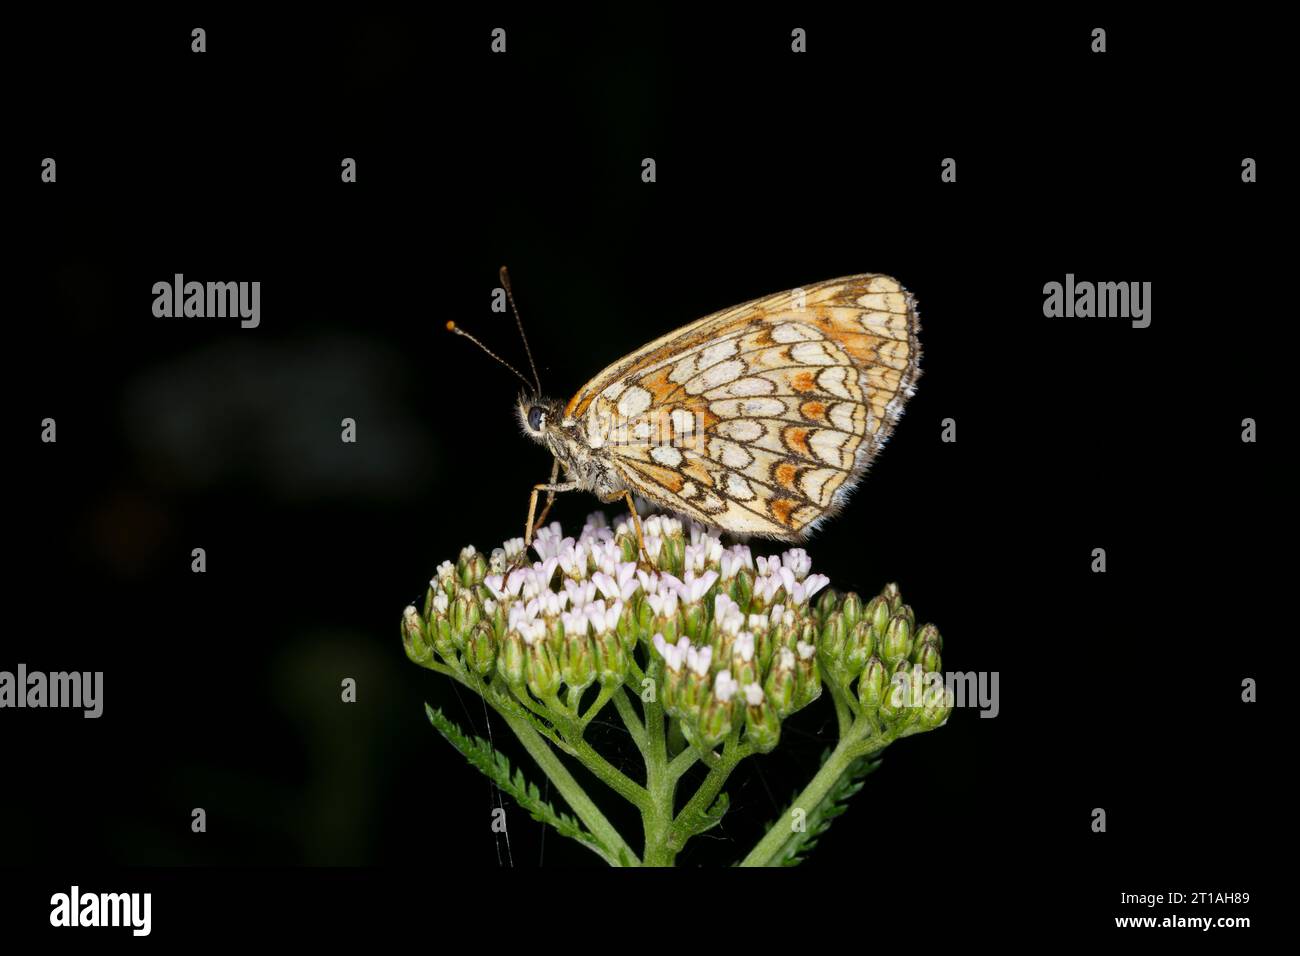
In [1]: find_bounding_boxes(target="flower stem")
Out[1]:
[496,707,640,866]
[737,723,889,867]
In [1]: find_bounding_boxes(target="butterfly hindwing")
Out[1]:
[565,274,921,539]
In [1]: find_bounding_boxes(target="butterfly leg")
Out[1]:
[526,478,578,546]
[620,491,651,567]
[533,459,561,528]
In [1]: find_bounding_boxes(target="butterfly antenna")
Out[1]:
[445,321,536,393]
[499,265,542,395]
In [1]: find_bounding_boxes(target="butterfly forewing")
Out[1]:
[566,274,921,540]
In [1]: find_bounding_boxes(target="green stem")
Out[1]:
[639,660,678,866]
[496,708,640,866]
[613,687,648,753]
[738,723,889,867]
[667,731,752,852]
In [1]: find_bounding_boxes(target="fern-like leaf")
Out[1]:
[425,703,610,861]
[763,750,882,867]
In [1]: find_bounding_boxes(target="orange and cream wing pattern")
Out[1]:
[566,274,921,539]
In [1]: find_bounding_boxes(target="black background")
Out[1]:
[3,8,1280,939]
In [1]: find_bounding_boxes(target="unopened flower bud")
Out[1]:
[843,620,874,674]
[467,624,496,677]
[593,631,628,687]
[880,581,902,612]
[819,611,847,663]
[866,595,890,642]
[450,591,481,649]
[840,591,864,630]
[562,633,597,694]
[920,682,954,730]
[915,622,942,651]
[764,648,798,717]
[914,639,942,675]
[526,642,561,699]
[402,605,433,665]
[815,586,839,623]
[858,656,886,714]
[729,567,755,613]
[457,545,489,588]
[744,686,781,753]
[501,631,527,687]
[881,613,913,667]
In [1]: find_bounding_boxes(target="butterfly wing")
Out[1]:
[566,274,921,539]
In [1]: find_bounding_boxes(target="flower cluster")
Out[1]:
[402,512,950,755]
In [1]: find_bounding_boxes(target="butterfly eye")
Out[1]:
[528,406,545,431]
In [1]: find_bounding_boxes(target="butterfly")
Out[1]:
[449,269,920,548]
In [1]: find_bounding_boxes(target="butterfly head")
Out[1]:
[517,393,568,446]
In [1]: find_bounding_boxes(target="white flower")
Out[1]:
[713,594,744,637]
[753,574,783,604]
[431,592,450,615]
[686,644,712,677]
[459,544,477,560]
[743,683,765,706]
[796,640,816,660]
[593,562,639,603]
[586,600,623,635]
[504,568,529,597]
[747,612,769,633]
[563,578,597,609]
[637,569,661,594]
[434,560,454,582]
[643,533,664,563]
[484,574,507,600]
[652,634,691,672]
[483,598,498,615]
[755,555,780,577]
[502,537,525,559]
[720,544,753,580]
[778,648,796,670]
[646,589,679,619]
[558,542,587,578]
[713,669,739,702]
[562,609,589,636]
[734,631,755,663]
[780,548,812,581]
[534,590,565,618]
[792,573,831,605]
[677,569,719,604]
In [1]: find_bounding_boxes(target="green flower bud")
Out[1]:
[819,611,847,664]
[920,681,954,730]
[457,545,488,588]
[867,595,891,642]
[466,624,496,677]
[526,642,561,699]
[815,586,839,623]
[431,617,457,661]
[841,591,864,631]
[593,631,628,687]
[482,597,506,640]
[615,529,639,564]
[450,591,481,649]
[744,692,781,753]
[683,601,706,642]
[877,668,911,727]
[794,645,822,711]
[915,622,942,651]
[893,603,915,632]
[730,567,755,613]
[401,605,432,665]
[662,665,684,716]
[697,693,734,748]
[858,656,886,714]
[843,620,874,674]
[914,639,942,675]
[881,613,913,667]
[880,582,902,612]
[562,633,597,694]
[764,648,798,717]
[501,632,527,687]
